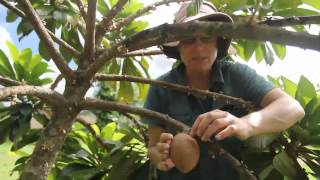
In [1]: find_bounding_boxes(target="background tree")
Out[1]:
[0,0,319,179]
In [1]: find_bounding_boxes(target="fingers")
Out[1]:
[215,124,237,140]
[160,133,173,143]
[201,118,228,141]
[157,158,175,171]
[191,109,228,137]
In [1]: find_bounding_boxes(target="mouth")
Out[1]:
[191,57,208,61]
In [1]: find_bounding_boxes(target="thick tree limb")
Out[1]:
[95,0,128,45]
[82,97,189,131]
[259,15,320,27]
[0,85,67,106]
[119,49,163,57]
[94,74,255,111]
[81,97,257,180]
[17,0,75,81]
[81,0,97,67]
[76,0,87,22]
[0,76,23,86]
[111,0,188,31]
[123,21,320,52]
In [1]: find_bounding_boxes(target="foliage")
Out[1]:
[0,0,319,179]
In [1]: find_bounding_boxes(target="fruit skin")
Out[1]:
[170,133,200,174]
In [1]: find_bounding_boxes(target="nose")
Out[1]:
[192,38,206,51]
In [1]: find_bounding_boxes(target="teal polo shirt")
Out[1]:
[143,57,274,180]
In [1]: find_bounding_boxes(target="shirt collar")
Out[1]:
[174,60,225,90]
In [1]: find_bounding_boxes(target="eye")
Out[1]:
[200,37,216,43]
[180,38,196,45]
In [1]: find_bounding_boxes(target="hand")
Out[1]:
[190,109,253,141]
[155,133,175,171]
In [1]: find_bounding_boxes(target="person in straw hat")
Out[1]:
[142,1,304,179]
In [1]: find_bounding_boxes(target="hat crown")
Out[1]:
[174,1,219,23]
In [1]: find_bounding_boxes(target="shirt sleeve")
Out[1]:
[141,84,166,127]
[230,62,275,106]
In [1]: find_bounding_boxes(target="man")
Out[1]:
[143,1,305,179]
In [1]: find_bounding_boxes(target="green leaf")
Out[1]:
[11,130,40,151]
[97,0,110,15]
[31,62,49,77]
[101,122,116,140]
[245,134,278,150]
[225,0,248,11]
[295,76,316,107]
[6,10,19,22]
[302,0,320,9]
[273,150,297,178]
[272,0,302,9]
[19,48,32,66]
[243,40,257,60]
[273,8,319,17]
[187,0,203,16]
[255,43,266,63]
[5,41,19,62]
[17,20,33,41]
[13,62,26,81]
[272,43,286,60]
[0,49,15,79]
[281,76,297,97]
[39,41,51,61]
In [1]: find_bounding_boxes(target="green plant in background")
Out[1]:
[0,0,319,179]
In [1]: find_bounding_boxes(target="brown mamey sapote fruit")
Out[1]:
[170,133,200,174]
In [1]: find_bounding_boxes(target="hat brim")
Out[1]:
[162,13,233,60]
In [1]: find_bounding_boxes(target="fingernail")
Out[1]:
[215,135,221,140]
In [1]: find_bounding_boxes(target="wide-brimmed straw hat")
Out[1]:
[162,1,233,60]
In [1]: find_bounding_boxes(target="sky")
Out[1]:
[0,1,320,93]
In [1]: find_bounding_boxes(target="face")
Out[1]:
[178,37,218,73]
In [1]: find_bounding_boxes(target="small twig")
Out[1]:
[81,0,97,67]
[76,117,111,149]
[81,98,257,180]
[94,74,255,111]
[118,49,163,57]
[111,0,188,31]
[76,0,87,22]
[50,74,64,90]
[122,113,148,145]
[95,0,128,45]
[248,0,261,25]
[0,85,67,106]
[0,0,81,58]
[18,0,75,81]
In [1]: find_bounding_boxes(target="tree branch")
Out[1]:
[118,49,163,57]
[95,0,128,45]
[94,74,255,111]
[123,21,320,52]
[0,0,81,58]
[50,74,64,90]
[81,97,257,180]
[122,112,148,145]
[0,76,23,86]
[17,0,75,81]
[75,117,111,149]
[259,15,320,27]
[111,0,187,31]
[81,97,190,131]
[76,0,87,22]
[81,0,97,67]
[0,85,67,106]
